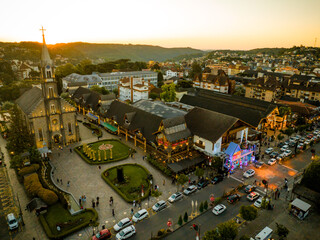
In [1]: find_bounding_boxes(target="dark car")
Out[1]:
[277,142,285,148]
[197,179,209,189]
[244,185,256,193]
[227,194,241,204]
[92,229,112,240]
[211,175,224,184]
[269,152,279,158]
[254,161,265,169]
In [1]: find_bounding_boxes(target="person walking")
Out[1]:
[112,208,115,217]
[79,197,82,206]
[69,148,72,153]
[67,181,70,187]
[133,200,136,208]
[92,199,95,208]
[60,179,63,185]
[163,179,165,186]
[98,165,101,170]
[57,178,59,183]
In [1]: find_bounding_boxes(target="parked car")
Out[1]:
[116,226,136,240]
[152,200,167,212]
[283,149,292,157]
[92,229,112,240]
[269,152,279,158]
[113,218,132,232]
[244,185,256,193]
[197,179,210,189]
[247,192,260,201]
[168,192,183,203]
[276,153,286,161]
[289,141,297,147]
[284,140,290,145]
[132,209,148,222]
[277,142,285,148]
[280,145,289,152]
[305,139,311,145]
[254,161,265,169]
[212,204,227,215]
[183,185,197,195]
[299,138,306,143]
[243,169,255,178]
[7,213,18,230]
[268,158,277,165]
[227,194,241,204]
[211,175,224,184]
[297,143,304,150]
[264,148,273,154]
[254,197,263,208]
[307,134,313,139]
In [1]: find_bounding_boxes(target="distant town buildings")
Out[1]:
[118,77,151,103]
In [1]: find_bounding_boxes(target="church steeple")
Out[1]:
[40,27,54,81]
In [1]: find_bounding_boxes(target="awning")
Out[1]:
[101,121,118,132]
[168,156,205,173]
[86,112,98,120]
[291,198,311,212]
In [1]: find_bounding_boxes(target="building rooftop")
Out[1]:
[98,71,156,78]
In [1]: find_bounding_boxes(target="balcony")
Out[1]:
[194,142,205,149]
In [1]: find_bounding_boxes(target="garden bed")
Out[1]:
[39,202,98,239]
[102,163,151,202]
[75,139,132,164]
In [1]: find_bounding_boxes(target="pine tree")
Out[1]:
[178,215,183,226]
[199,202,204,213]
[183,212,188,223]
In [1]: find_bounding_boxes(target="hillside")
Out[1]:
[0,41,204,62]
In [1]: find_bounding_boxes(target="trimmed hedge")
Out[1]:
[39,206,98,240]
[101,163,151,203]
[24,173,58,205]
[74,139,131,165]
[18,164,40,176]
[146,155,173,177]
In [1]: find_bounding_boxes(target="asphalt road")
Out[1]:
[130,177,240,240]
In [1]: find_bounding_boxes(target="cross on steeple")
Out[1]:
[40,26,46,44]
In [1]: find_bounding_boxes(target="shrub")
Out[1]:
[146,156,173,177]
[24,173,43,196]
[157,229,165,236]
[239,235,250,240]
[240,205,258,221]
[18,164,40,176]
[276,223,289,239]
[204,200,208,210]
[178,215,183,226]
[151,189,162,197]
[214,197,222,204]
[199,202,204,213]
[38,188,58,205]
[183,212,188,223]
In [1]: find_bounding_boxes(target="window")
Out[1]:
[38,128,43,141]
[68,123,72,135]
[48,87,54,98]
[50,104,56,114]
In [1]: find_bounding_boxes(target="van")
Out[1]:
[250,226,273,240]
[7,213,19,230]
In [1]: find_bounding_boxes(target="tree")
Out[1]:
[183,212,188,223]
[276,223,289,239]
[10,155,22,169]
[216,220,238,240]
[6,104,34,155]
[189,61,202,79]
[211,156,223,172]
[203,229,220,240]
[157,71,164,87]
[199,202,204,213]
[28,147,42,164]
[151,63,160,70]
[149,92,158,100]
[279,106,291,117]
[177,174,188,188]
[195,167,204,180]
[239,235,250,240]
[1,101,14,110]
[177,215,183,226]
[113,88,119,97]
[233,86,245,96]
[116,167,125,183]
[204,200,208,210]
[90,85,109,95]
[240,205,258,221]
[277,134,284,141]
[176,80,193,89]
[301,159,320,192]
[160,83,176,102]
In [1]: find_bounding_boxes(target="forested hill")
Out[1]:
[0,41,204,62]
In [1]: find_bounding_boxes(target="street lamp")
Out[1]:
[16,194,25,226]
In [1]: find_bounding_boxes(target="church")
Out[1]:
[16,28,80,148]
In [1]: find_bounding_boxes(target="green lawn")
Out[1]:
[103,164,151,202]
[41,203,97,237]
[75,139,131,164]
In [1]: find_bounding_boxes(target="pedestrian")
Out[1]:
[60,179,63,185]
[97,196,99,202]
[96,200,99,207]
[92,199,95,208]
[142,156,144,161]
[278,191,280,199]
[112,208,115,217]
[98,165,101,170]
[79,197,82,206]
[163,179,165,186]
[67,181,70,187]
[111,196,113,205]
[57,178,59,183]
[133,200,136,208]
[69,148,72,153]
[131,208,134,216]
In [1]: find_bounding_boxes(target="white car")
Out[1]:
[276,153,286,161]
[212,204,226,215]
[247,191,260,201]
[113,217,132,232]
[183,185,197,195]
[280,145,289,152]
[132,209,148,222]
[305,140,311,145]
[7,213,19,230]
[243,169,255,178]
[168,192,183,203]
[268,158,277,165]
[152,200,167,212]
[116,225,136,240]
[264,148,273,154]
[283,149,292,157]
[254,197,263,208]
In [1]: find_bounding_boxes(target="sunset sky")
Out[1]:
[1,0,320,50]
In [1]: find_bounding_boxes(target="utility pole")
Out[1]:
[16,194,25,226]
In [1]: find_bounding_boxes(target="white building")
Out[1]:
[62,71,157,92]
[165,70,178,79]
[119,77,150,103]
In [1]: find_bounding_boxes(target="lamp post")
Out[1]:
[16,194,25,226]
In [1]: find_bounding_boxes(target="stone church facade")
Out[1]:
[16,30,80,148]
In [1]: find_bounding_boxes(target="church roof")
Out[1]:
[40,32,52,68]
[16,87,42,115]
